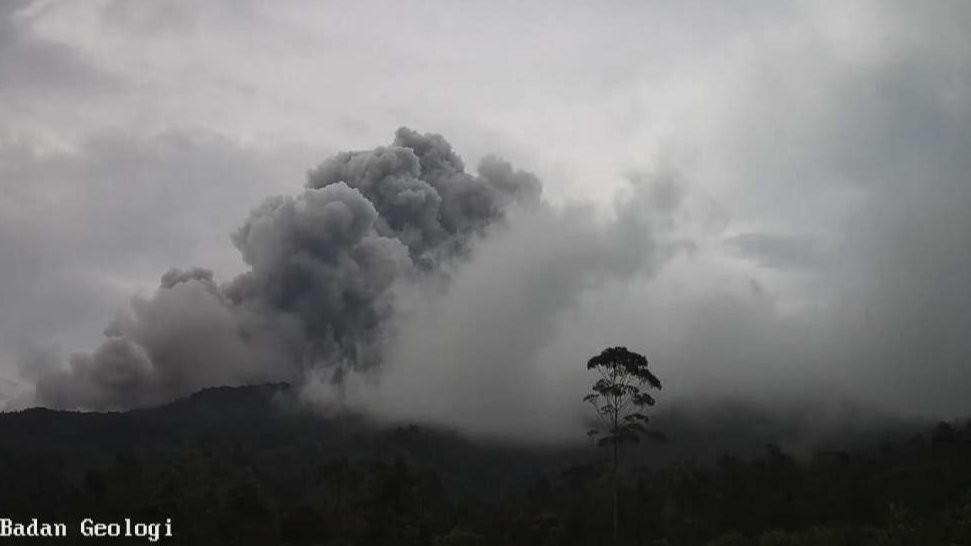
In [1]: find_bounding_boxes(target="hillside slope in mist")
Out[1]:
[4,384,969,544]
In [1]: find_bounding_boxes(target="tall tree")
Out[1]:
[584,346,662,542]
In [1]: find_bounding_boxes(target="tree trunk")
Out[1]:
[612,423,619,543]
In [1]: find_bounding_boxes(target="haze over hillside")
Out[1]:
[1,1,969,445]
[2,3,971,543]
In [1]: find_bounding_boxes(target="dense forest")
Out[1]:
[1,384,970,545]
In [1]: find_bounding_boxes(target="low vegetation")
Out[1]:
[2,384,971,544]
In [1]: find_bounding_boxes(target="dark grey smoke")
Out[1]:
[306,127,540,264]
[34,129,541,410]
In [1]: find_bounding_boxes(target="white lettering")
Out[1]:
[80,517,171,541]
[0,519,66,538]
[80,518,105,537]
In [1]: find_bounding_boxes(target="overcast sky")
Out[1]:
[2,1,970,438]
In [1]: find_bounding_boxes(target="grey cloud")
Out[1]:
[160,267,216,289]
[620,1,971,421]
[31,129,541,410]
[777,5,971,417]
[339,1,971,441]
[0,1,114,94]
[724,232,824,270]
[627,170,686,214]
[100,0,197,36]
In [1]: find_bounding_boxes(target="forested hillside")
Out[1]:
[2,385,970,544]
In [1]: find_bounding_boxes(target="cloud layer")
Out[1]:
[1,1,970,447]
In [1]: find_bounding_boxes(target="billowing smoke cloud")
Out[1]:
[33,128,541,410]
[34,267,295,409]
[302,169,693,442]
[306,127,541,264]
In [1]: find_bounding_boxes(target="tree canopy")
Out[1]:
[584,346,662,448]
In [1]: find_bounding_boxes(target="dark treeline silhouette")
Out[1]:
[2,384,971,545]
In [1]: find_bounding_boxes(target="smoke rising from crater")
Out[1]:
[302,168,694,441]
[33,128,541,410]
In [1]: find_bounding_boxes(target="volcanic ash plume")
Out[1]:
[33,128,541,410]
